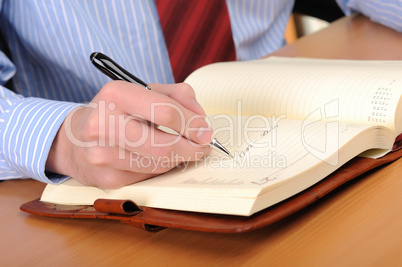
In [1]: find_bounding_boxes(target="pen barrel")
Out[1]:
[90,52,149,88]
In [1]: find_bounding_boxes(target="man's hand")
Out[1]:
[46,81,212,189]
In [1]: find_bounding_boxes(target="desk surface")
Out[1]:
[2,15,402,266]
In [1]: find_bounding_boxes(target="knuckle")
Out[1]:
[100,81,118,99]
[98,81,128,104]
[172,83,195,98]
[157,106,179,125]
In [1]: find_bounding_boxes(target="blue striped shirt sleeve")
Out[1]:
[336,0,402,32]
[226,0,294,60]
[0,86,81,183]
[1,33,80,183]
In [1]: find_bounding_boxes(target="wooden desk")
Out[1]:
[2,15,402,266]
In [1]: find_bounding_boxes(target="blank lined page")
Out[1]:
[185,57,402,132]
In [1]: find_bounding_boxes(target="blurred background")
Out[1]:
[285,0,345,43]
[285,14,330,44]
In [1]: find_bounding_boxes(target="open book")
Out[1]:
[41,57,402,216]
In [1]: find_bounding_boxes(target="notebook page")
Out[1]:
[185,57,402,133]
[41,117,394,215]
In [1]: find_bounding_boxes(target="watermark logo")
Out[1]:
[301,99,339,166]
[63,98,340,170]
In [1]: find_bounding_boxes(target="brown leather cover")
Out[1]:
[20,149,402,233]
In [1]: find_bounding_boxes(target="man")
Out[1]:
[0,0,401,188]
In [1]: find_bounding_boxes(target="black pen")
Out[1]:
[90,52,151,90]
[90,52,233,158]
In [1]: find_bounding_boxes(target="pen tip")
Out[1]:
[210,138,233,158]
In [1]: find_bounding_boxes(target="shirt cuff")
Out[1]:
[1,97,82,184]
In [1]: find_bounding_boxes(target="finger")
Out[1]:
[103,81,213,145]
[84,139,207,174]
[107,119,211,163]
[122,123,211,159]
[84,146,180,174]
[148,82,206,116]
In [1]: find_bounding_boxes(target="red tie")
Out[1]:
[155,0,236,83]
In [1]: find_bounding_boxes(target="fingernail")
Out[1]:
[196,126,213,145]
[190,99,206,116]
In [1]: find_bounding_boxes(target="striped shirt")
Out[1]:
[0,0,401,184]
